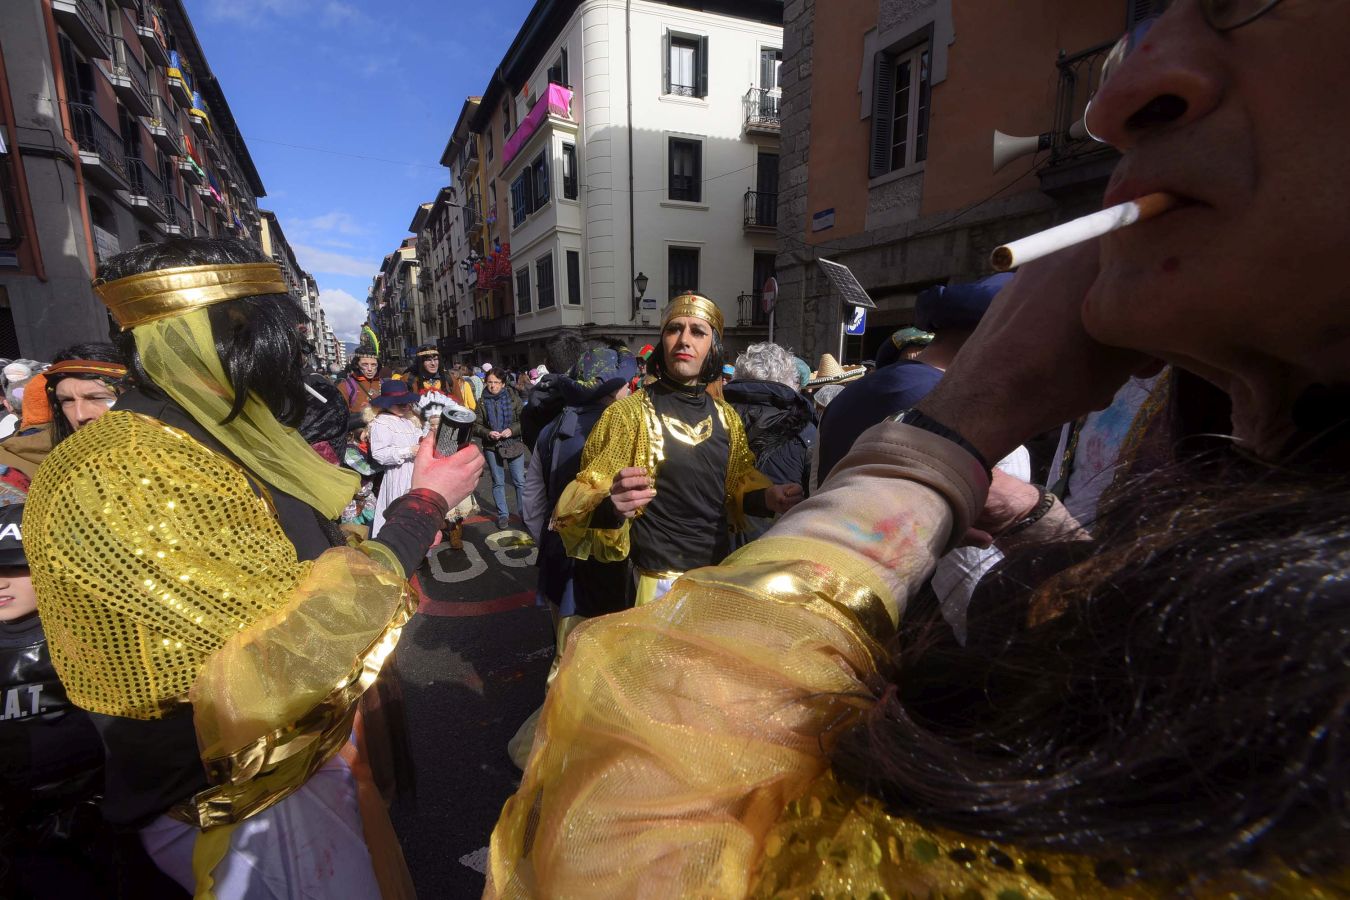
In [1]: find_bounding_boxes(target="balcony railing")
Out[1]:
[147,93,181,153]
[125,158,168,221]
[744,88,781,133]
[135,2,170,67]
[165,194,190,234]
[736,292,771,327]
[477,314,515,344]
[51,0,111,60]
[501,83,573,168]
[108,38,152,117]
[1037,39,1120,196]
[743,190,778,229]
[69,102,129,186]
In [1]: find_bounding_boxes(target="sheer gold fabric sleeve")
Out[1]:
[487,422,987,897]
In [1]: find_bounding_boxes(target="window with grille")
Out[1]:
[668,247,699,299]
[869,43,932,178]
[510,152,552,227]
[663,32,707,98]
[668,138,702,202]
[536,253,555,309]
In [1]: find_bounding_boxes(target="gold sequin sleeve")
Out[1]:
[25,411,415,825]
[551,394,649,563]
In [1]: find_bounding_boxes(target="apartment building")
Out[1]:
[409,189,463,358]
[0,0,269,358]
[259,210,342,370]
[774,0,1145,360]
[428,0,782,367]
[367,238,422,361]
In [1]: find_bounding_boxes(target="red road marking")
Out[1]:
[412,574,535,617]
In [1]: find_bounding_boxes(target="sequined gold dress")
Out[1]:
[486,421,1341,899]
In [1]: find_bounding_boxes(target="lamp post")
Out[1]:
[632,271,649,319]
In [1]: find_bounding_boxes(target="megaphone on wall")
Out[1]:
[991,119,1090,173]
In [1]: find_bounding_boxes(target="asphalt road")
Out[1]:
[389,466,554,898]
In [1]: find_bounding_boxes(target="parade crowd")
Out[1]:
[3,1,1349,897]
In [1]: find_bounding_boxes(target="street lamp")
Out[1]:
[632,271,649,319]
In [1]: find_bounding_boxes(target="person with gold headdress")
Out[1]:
[552,292,803,608]
[23,238,484,898]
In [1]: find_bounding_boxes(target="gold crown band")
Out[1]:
[94,263,289,329]
[663,292,724,337]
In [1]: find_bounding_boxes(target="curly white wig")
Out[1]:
[733,342,800,389]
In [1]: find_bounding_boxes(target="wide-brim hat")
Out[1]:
[371,378,416,408]
[806,353,866,388]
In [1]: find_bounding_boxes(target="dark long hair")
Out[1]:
[100,238,310,428]
[833,446,1350,883]
[46,341,129,444]
[647,329,725,385]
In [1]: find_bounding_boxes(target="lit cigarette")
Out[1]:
[303,381,328,403]
[990,192,1178,271]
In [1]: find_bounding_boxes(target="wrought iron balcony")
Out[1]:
[52,0,111,60]
[125,158,168,222]
[743,190,778,230]
[736,292,771,327]
[743,88,781,135]
[107,38,153,117]
[146,93,181,153]
[164,194,190,235]
[1038,39,1119,196]
[69,102,129,188]
[135,3,170,67]
[477,314,515,344]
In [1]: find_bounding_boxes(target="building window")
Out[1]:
[869,43,931,178]
[668,138,702,203]
[548,48,569,87]
[531,152,550,208]
[516,267,531,314]
[668,247,699,299]
[760,47,782,92]
[663,32,707,98]
[487,131,494,163]
[566,250,582,305]
[536,253,555,309]
[510,151,552,227]
[562,143,578,200]
[502,96,512,138]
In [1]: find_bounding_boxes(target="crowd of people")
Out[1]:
[3,2,1349,896]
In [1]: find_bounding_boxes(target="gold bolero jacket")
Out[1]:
[551,387,772,563]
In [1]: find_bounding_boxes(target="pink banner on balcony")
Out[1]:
[501,84,573,167]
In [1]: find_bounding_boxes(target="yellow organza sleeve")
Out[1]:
[551,398,643,563]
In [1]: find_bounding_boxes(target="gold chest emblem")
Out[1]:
[660,414,714,447]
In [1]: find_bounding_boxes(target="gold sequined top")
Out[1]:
[25,410,415,827]
[551,386,771,562]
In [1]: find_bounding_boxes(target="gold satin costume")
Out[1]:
[551,388,770,566]
[488,421,1342,898]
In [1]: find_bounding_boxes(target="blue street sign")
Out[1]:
[845,306,867,335]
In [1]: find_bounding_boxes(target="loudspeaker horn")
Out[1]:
[992,130,1052,173]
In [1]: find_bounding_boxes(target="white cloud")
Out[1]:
[294,244,377,278]
[319,288,369,342]
[290,210,367,238]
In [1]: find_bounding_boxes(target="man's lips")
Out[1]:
[1102,180,1202,211]
[674,352,693,361]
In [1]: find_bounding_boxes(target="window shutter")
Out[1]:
[696,35,709,98]
[1125,0,1161,26]
[692,141,703,202]
[869,53,896,178]
[662,30,671,93]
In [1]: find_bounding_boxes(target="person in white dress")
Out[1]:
[369,379,425,537]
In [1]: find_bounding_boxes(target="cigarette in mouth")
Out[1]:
[990,192,1178,271]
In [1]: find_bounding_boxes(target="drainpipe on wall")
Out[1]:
[0,44,46,281]
[626,0,637,322]
[40,0,97,277]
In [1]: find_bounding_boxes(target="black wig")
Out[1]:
[46,341,129,444]
[99,238,311,428]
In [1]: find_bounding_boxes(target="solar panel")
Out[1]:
[816,258,876,309]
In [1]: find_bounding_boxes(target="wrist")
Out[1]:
[914,391,1016,467]
[890,407,993,474]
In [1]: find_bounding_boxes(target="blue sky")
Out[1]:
[191,0,537,342]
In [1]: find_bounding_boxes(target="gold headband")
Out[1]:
[94,263,289,329]
[663,292,724,337]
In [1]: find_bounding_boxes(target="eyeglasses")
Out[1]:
[1100,0,1288,86]
[1090,0,1286,136]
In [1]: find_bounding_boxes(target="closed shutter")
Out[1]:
[869,53,895,178]
[1126,0,1162,26]
[692,140,702,202]
[696,35,709,98]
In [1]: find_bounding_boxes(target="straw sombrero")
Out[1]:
[806,353,866,389]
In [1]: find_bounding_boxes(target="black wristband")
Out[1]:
[1000,486,1057,537]
[889,408,993,473]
